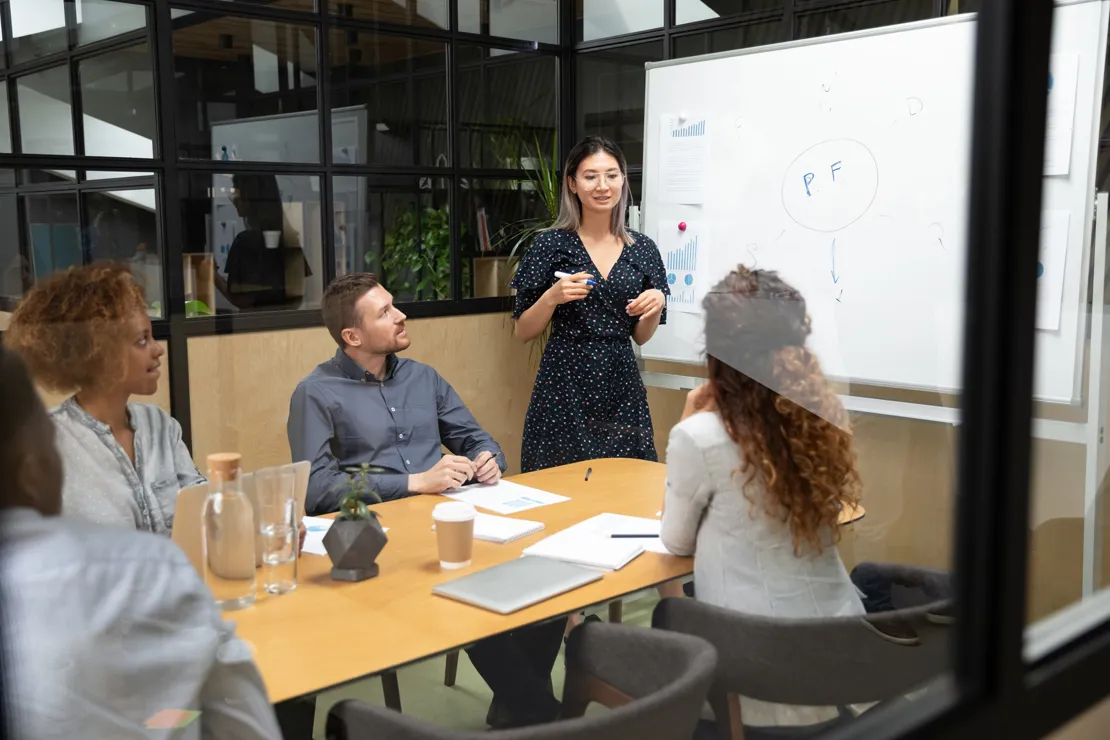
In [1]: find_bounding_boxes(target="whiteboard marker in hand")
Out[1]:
[554,271,599,287]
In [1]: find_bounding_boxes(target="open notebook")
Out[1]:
[522,513,654,571]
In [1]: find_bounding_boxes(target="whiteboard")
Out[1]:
[640,1,1109,404]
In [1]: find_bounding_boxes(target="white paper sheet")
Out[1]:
[1037,210,1071,331]
[1044,54,1079,176]
[657,220,706,315]
[443,480,570,515]
[571,513,673,555]
[301,516,389,556]
[660,115,709,204]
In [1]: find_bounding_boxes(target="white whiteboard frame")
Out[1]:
[637,0,1108,407]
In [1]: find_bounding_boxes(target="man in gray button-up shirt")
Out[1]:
[289,273,507,515]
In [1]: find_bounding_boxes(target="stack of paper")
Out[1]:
[444,480,570,515]
[522,512,671,571]
[433,513,545,544]
[472,514,545,543]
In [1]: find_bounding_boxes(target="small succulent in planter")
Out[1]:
[323,464,389,582]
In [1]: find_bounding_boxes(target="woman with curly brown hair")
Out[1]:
[4,263,204,534]
[660,265,863,618]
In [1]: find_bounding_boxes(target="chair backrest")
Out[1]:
[170,481,208,574]
[652,597,951,707]
[325,622,718,740]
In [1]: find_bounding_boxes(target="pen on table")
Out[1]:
[610,534,660,539]
[585,466,592,482]
[555,270,599,287]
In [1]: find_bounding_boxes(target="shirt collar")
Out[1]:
[336,349,398,383]
[60,396,113,434]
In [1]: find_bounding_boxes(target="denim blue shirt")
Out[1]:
[52,397,205,534]
[288,350,506,514]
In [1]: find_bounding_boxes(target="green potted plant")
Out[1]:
[501,133,561,365]
[377,205,462,302]
[323,463,389,582]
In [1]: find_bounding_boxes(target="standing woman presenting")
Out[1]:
[512,136,669,472]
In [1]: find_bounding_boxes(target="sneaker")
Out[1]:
[926,604,955,625]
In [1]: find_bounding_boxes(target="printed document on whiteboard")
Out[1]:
[1043,54,1079,176]
[1036,210,1070,332]
[658,220,706,315]
[660,115,709,204]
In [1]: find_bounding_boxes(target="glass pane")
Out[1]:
[672,21,787,59]
[207,0,316,11]
[20,169,77,186]
[75,0,147,48]
[460,178,553,299]
[83,188,163,317]
[329,30,447,167]
[676,0,782,25]
[173,15,320,162]
[0,193,23,304]
[949,0,979,13]
[796,0,935,39]
[459,0,558,44]
[457,45,557,170]
[8,0,68,65]
[24,193,81,281]
[333,175,452,302]
[577,0,663,42]
[0,85,11,154]
[329,0,448,30]
[86,170,154,181]
[576,41,663,168]
[79,43,156,159]
[180,173,323,314]
[16,66,74,155]
[1023,1,1110,663]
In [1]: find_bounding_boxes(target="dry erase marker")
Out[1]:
[555,270,599,287]
[610,534,660,539]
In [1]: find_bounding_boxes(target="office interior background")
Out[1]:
[6,0,1110,737]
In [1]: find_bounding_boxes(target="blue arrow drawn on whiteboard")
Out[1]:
[830,239,840,284]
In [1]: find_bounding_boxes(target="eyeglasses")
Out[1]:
[575,171,624,190]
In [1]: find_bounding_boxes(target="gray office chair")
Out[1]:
[325,621,718,740]
[652,595,952,740]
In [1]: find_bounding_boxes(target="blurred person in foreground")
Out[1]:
[0,347,282,739]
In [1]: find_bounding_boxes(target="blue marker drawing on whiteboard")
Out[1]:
[803,173,815,196]
[830,239,839,284]
[830,161,842,181]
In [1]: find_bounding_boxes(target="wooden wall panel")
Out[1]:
[187,314,539,477]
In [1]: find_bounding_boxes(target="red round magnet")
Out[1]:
[678,222,687,231]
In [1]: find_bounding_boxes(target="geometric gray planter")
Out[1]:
[323,518,388,582]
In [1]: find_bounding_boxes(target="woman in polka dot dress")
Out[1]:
[512,135,669,473]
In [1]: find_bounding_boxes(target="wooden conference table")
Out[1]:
[229,458,865,703]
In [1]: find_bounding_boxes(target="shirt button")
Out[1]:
[398,434,404,439]
[406,460,411,465]
[390,407,396,412]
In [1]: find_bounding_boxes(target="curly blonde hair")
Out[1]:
[3,263,148,394]
[703,266,862,555]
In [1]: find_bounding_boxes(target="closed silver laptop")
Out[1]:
[432,557,602,614]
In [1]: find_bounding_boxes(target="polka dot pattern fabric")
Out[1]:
[511,229,670,473]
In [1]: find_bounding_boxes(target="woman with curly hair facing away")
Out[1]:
[661,265,863,615]
[4,263,204,533]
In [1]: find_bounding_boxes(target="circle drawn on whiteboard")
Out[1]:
[781,139,879,233]
[1037,261,1045,278]
[667,273,677,285]
[684,274,694,286]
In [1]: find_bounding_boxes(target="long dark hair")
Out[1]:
[703,266,862,555]
[548,135,633,245]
